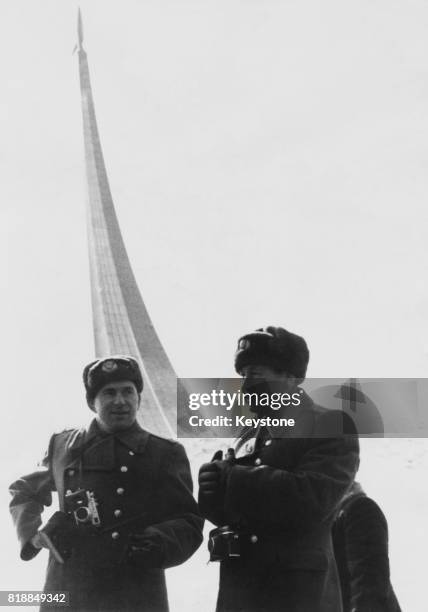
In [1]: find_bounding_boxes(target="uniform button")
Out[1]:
[116,487,125,495]
[120,466,128,472]
[114,509,122,518]
[129,451,134,456]
[68,470,75,476]
[111,531,120,540]
[250,535,258,544]
[254,458,262,466]
[264,440,272,447]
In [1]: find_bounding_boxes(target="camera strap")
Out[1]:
[233,424,260,457]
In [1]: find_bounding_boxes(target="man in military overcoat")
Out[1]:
[332,482,401,612]
[198,326,360,612]
[10,355,203,611]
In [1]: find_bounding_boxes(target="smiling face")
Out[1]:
[91,380,140,433]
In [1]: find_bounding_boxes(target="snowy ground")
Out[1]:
[1,437,427,611]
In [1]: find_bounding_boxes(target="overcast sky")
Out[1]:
[1,1,428,608]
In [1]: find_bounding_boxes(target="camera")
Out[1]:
[65,489,101,527]
[208,526,241,562]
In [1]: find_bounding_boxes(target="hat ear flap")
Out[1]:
[83,359,98,387]
[86,392,96,411]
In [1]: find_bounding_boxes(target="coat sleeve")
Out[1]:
[143,442,204,569]
[344,498,401,612]
[224,411,359,529]
[9,436,56,561]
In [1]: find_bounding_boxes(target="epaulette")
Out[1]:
[311,403,330,417]
[51,427,81,439]
[37,428,81,467]
[55,427,78,435]
[51,427,85,450]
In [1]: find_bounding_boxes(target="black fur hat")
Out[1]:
[83,355,143,406]
[234,326,309,382]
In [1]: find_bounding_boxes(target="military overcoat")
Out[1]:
[10,420,203,611]
[199,394,360,612]
[332,490,401,612]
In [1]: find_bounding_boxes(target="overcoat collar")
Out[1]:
[85,419,150,453]
[233,389,315,455]
[65,419,150,469]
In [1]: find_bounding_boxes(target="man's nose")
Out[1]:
[114,393,126,405]
[241,376,254,392]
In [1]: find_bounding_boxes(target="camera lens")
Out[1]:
[75,507,90,522]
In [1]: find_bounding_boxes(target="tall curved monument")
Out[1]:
[76,10,177,437]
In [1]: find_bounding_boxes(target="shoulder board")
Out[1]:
[51,427,84,447]
[52,427,81,438]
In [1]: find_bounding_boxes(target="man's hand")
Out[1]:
[198,462,223,497]
[198,451,233,500]
[36,511,74,561]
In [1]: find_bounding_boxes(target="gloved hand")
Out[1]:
[198,451,233,500]
[31,511,75,561]
[127,531,164,569]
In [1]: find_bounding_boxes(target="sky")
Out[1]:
[1,1,428,609]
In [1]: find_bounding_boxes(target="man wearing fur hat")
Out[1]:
[198,326,359,612]
[9,355,203,611]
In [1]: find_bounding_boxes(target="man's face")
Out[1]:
[240,364,296,415]
[92,380,140,433]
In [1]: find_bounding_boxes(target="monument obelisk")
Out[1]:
[76,10,177,437]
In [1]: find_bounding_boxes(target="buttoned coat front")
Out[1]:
[10,420,203,611]
[199,395,360,612]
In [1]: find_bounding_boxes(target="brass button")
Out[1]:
[264,440,272,447]
[250,535,258,544]
[111,531,120,540]
[129,451,134,456]
[120,466,128,473]
[68,470,75,476]
[114,509,122,518]
[116,487,125,495]
[254,458,262,466]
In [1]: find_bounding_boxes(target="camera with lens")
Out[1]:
[65,489,101,527]
[208,525,241,562]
